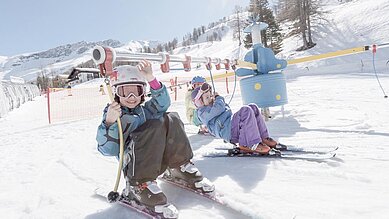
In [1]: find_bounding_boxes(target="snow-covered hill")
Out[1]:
[0,56,6,63]
[281,0,389,75]
[0,39,165,83]
[0,56,7,75]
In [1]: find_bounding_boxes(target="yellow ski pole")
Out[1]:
[104,78,125,202]
[93,46,125,202]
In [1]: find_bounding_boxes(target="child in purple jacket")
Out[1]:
[192,83,283,154]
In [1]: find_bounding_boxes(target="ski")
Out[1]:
[276,144,339,154]
[204,147,336,161]
[157,175,251,218]
[215,145,339,154]
[158,175,224,205]
[94,188,177,219]
[119,197,165,219]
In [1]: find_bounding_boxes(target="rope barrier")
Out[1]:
[226,44,241,105]
[371,45,388,98]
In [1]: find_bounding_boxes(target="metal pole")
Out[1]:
[92,46,228,66]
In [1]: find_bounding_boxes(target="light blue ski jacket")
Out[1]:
[96,84,170,159]
[196,96,232,142]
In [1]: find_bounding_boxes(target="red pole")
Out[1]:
[47,87,51,124]
[174,76,177,101]
[372,44,377,54]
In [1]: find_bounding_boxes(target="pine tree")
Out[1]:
[197,27,202,39]
[164,43,169,52]
[213,32,219,41]
[156,44,163,52]
[243,33,253,49]
[193,28,199,43]
[267,21,283,54]
[168,42,172,51]
[142,46,149,53]
[171,38,178,50]
[189,32,193,44]
[264,6,283,54]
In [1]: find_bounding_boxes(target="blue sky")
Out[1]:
[0,0,250,56]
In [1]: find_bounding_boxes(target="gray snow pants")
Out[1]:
[123,112,193,185]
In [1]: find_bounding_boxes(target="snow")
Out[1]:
[1,0,389,218]
[1,75,389,219]
[0,56,7,65]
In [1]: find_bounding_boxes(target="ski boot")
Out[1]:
[164,162,215,193]
[197,125,210,135]
[238,143,271,155]
[124,180,178,218]
[238,143,282,156]
[262,137,288,151]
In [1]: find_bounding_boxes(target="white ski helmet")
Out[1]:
[111,65,147,87]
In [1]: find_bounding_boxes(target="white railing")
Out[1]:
[0,82,41,118]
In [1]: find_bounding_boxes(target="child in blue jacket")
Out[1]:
[96,60,214,216]
[185,76,209,134]
[192,82,282,154]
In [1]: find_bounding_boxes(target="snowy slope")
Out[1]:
[0,39,163,82]
[0,56,6,79]
[281,0,389,75]
[1,75,388,219]
[0,56,7,64]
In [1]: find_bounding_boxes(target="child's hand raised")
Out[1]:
[105,101,122,126]
[137,60,155,82]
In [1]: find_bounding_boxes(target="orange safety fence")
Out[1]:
[46,74,241,124]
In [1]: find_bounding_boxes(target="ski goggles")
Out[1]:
[193,83,212,107]
[191,82,203,89]
[114,83,145,98]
